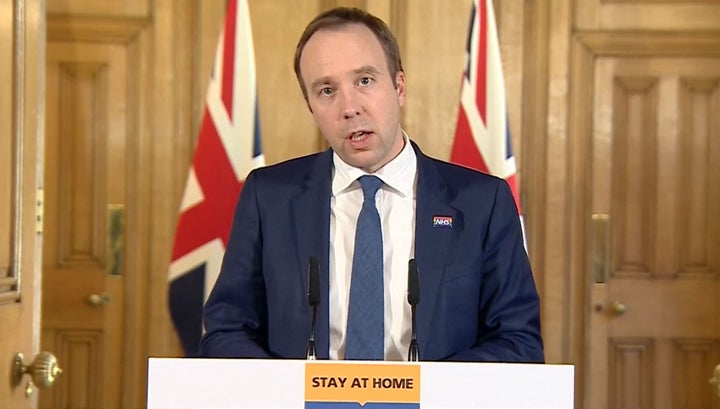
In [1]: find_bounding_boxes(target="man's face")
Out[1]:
[299,23,406,173]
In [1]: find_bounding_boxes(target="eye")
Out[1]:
[359,77,373,86]
[321,87,334,96]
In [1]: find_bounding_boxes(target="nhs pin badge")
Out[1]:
[432,216,453,228]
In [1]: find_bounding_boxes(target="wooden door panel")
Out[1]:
[40,329,103,408]
[590,56,720,408]
[610,279,717,337]
[608,339,654,409]
[673,340,719,408]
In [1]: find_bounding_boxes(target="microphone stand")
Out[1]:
[306,256,320,360]
[407,259,420,361]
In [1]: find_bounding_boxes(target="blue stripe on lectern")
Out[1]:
[306,403,419,409]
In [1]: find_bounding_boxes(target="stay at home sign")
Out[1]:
[305,362,420,408]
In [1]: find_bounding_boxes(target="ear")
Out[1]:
[395,71,407,107]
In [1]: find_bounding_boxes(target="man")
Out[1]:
[199,7,543,362]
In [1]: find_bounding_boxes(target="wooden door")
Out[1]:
[586,51,720,408]
[0,0,46,407]
[40,39,130,408]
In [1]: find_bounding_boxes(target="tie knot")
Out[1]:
[358,175,382,201]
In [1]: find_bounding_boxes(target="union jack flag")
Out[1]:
[451,0,523,220]
[168,0,264,356]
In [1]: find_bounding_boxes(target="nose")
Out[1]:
[341,89,361,119]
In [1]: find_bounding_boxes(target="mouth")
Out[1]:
[347,130,372,142]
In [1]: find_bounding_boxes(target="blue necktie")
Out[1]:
[345,175,384,360]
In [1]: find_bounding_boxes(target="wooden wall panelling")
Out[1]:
[521,0,556,367]
[576,0,720,30]
[47,0,149,17]
[120,12,151,407]
[577,0,720,31]
[496,0,526,173]
[247,0,320,164]
[46,15,148,42]
[146,0,196,366]
[191,0,226,144]
[565,12,593,409]
[536,0,576,376]
[402,0,472,159]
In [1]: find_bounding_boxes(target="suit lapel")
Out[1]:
[290,150,333,359]
[413,145,458,356]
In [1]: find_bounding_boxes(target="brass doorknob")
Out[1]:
[611,301,627,315]
[13,351,62,397]
[711,364,720,397]
[87,293,110,306]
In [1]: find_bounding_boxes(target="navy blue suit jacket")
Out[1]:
[200,142,543,362]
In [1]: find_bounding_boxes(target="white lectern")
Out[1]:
[147,358,573,409]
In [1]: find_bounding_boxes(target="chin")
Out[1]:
[341,152,372,169]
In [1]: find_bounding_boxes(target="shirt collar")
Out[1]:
[332,131,417,197]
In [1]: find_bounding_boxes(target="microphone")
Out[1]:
[306,256,320,360]
[407,259,420,361]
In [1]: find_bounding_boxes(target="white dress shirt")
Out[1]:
[328,134,417,361]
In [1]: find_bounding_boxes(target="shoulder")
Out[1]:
[249,150,331,183]
[418,150,506,192]
[414,148,517,218]
[432,157,500,182]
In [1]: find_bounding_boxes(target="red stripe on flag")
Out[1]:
[450,102,489,173]
[221,0,238,118]
[171,107,243,261]
[451,0,524,221]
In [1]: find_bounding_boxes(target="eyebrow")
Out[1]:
[309,65,382,91]
[354,65,381,76]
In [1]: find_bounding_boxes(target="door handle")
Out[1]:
[87,293,111,306]
[610,301,626,315]
[594,301,627,316]
[12,351,62,398]
[711,364,720,397]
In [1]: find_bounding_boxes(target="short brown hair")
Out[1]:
[293,7,404,101]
